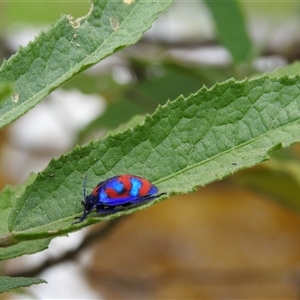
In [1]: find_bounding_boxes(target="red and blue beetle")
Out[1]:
[73,174,165,223]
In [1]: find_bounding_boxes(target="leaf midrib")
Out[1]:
[156,112,297,185]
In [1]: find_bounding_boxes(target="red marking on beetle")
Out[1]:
[139,178,152,195]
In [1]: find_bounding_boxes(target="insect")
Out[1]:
[73,174,166,224]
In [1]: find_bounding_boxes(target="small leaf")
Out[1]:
[0,276,46,294]
[0,239,50,261]
[5,75,300,243]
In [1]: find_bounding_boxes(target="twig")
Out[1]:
[7,218,124,278]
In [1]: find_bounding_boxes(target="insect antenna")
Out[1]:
[82,174,88,200]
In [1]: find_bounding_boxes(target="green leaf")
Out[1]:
[0,175,36,238]
[204,0,252,63]
[0,82,14,104]
[5,75,300,244]
[0,0,172,130]
[0,239,50,261]
[5,2,90,24]
[0,276,46,294]
[0,175,51,255]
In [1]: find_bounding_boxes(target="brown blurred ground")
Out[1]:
[85,182,300,299]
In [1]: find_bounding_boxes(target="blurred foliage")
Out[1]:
[0,1,90,25]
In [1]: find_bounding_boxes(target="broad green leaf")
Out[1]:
[0,276,46,294]
[0,0,172,130]
[4,75,300,245]
[204,0,252,63]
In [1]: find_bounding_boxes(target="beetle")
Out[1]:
[73,174,166,224]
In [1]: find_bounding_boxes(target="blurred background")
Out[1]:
[1,0,300,298]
